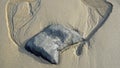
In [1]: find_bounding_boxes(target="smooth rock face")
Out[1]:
[25,24,83,64]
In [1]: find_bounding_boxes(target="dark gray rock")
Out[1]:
[25,24,83,64]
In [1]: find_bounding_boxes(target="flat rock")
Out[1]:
[25,24,83,64]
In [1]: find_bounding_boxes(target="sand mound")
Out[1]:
[6,0,112,47]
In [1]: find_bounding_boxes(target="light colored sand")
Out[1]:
[0,0,120,68]
[6,0,111,47]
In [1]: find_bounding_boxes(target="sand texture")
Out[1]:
[0,0,120,68]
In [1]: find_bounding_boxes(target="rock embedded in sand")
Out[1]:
[25,24,83,64]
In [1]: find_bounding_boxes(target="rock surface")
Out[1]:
[25,24,83,64]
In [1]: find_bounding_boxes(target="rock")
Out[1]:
[25,24,83,64]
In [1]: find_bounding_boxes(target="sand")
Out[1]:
[0,0,120,68]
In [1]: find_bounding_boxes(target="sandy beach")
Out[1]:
[0,0,120,68]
